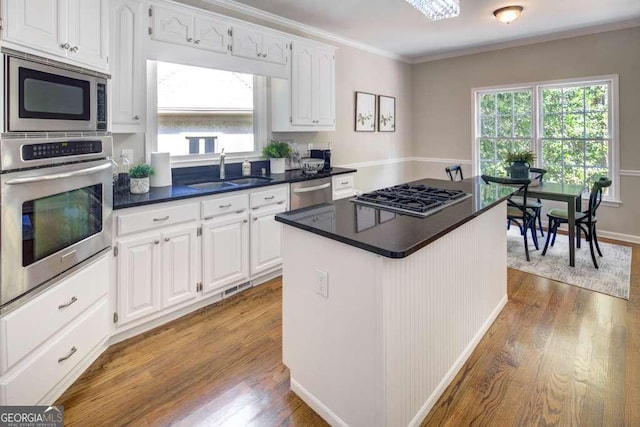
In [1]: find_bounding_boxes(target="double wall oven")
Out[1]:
[1,52,113,307]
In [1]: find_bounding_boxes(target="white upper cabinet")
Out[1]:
[150,3,230,53]
[231,25,289,65]
[272,40,336,132]
[2,0,108,71]
[193,15,228,53]
[110,0,146,133]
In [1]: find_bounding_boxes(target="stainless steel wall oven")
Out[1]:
[0,135,113,307]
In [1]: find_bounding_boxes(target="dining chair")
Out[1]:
[445,165,463,181]
[481,175,538,261]
[509,167,547,236]
[541,177,612,269]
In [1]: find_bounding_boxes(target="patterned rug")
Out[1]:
[507,228,632,300]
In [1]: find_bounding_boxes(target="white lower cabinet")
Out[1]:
[0,254,110,405]
[202,211,249,295]
[251,204,286,276]
[116,224,198,326]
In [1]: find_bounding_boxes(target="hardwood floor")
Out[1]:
[57,239,639,426]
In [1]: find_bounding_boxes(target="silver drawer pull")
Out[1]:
[219,204,232,208]
[236,209,245,214]
[277,201,284,205]
[153,216,170,222]
[204,216,214,221]
[58,296,78,310]
[58,346,77,363]
[264,196,275,200]
[341,181,349,185]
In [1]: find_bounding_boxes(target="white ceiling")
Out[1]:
[225,0,640,61]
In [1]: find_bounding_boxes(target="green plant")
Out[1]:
[129,163,154,178]
[505,149,535,164]
[262,140,292,158]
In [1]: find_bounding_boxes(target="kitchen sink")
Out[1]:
[226,177,273,185]
[189,181,237,191]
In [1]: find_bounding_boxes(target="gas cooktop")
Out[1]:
[350,184,471,218]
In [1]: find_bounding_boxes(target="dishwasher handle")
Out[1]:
[292,182,331,193]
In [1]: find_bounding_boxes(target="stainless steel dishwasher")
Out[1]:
[289,177,332,210]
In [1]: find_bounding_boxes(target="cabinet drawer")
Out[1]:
[250,186,287,209]
[117,204,198,236]
[202,194,249,220]
[0,298,108,405]
[0,256,109,375]
[333,174,354,191]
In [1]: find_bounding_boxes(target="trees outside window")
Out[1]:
[474,77,616,200]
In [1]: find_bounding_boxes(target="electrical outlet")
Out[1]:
[121,149,134,163]
[316,270,328,298]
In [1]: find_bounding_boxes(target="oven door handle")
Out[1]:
[5,162,111,185]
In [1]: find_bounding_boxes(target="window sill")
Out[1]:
[170,154,266,168]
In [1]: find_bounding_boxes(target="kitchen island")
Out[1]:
[275,177,515,427]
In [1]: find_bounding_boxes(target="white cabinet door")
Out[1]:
[261,33,288,65]
[251,204,286,276]
[314,47,335,126]
[3,0,66,56]
[290,42,314,125]
[193,15,229,53]
[202,212,249,295]
[231,25,262,61]
[161,226,198,309]
[117,234,162,326]
[110,0,145,132]
[150,4,193,46]
[66,0,107,69]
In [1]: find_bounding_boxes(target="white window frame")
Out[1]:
[145,60,268,167]
[472,75,620,205]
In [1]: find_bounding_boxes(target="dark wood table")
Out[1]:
[522,182,585,267]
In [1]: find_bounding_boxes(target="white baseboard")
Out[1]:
[598,230,640,245]
[290,377,350,427]
[408,294,509,427]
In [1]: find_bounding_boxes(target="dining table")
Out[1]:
[520,181,585,267]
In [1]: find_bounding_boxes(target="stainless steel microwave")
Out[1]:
[4,55,107,132]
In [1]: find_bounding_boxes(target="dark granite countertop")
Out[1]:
[113,167,357,210]
[274,176,517,259]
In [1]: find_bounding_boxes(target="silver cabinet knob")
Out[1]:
[263,53,267,58]
[194,39,201,44]
[164,237,171,242]
[187,37,193,42]
[60,43,70,50]
[70,46,79,52]
[154,240,160,244]
[134,115,140,120]
[253,217,258,221]
[243,219,248,223]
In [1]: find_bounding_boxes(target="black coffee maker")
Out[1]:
[310,149,331,171]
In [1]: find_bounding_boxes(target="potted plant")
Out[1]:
[505,150,535,179]
[262,140,292,174]
[129,163,154,194]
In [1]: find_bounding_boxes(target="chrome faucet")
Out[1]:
[219,148,225,179]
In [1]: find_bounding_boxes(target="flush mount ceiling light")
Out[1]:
[405,0,460,21]
[493,5,523,24]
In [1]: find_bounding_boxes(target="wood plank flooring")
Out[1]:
[57,238,639,426]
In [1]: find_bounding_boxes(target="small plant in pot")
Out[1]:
[262,140,292,174]
[505,150,535,179]
[129,163,154,194]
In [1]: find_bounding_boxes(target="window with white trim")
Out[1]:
[148,60,267,162]
[474,76,618,201]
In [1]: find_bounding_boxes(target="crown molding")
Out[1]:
[410,18,640,64]
[199,0,411,63]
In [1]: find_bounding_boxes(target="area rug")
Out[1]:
[506,228,632,300]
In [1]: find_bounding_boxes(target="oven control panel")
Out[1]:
[22,141,103,160]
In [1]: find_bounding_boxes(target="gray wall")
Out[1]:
[412,27,640,239]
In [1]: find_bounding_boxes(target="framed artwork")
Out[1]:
[355,91,376,132]
[378,95,396,132]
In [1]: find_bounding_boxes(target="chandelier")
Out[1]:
[405,0,460,20]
